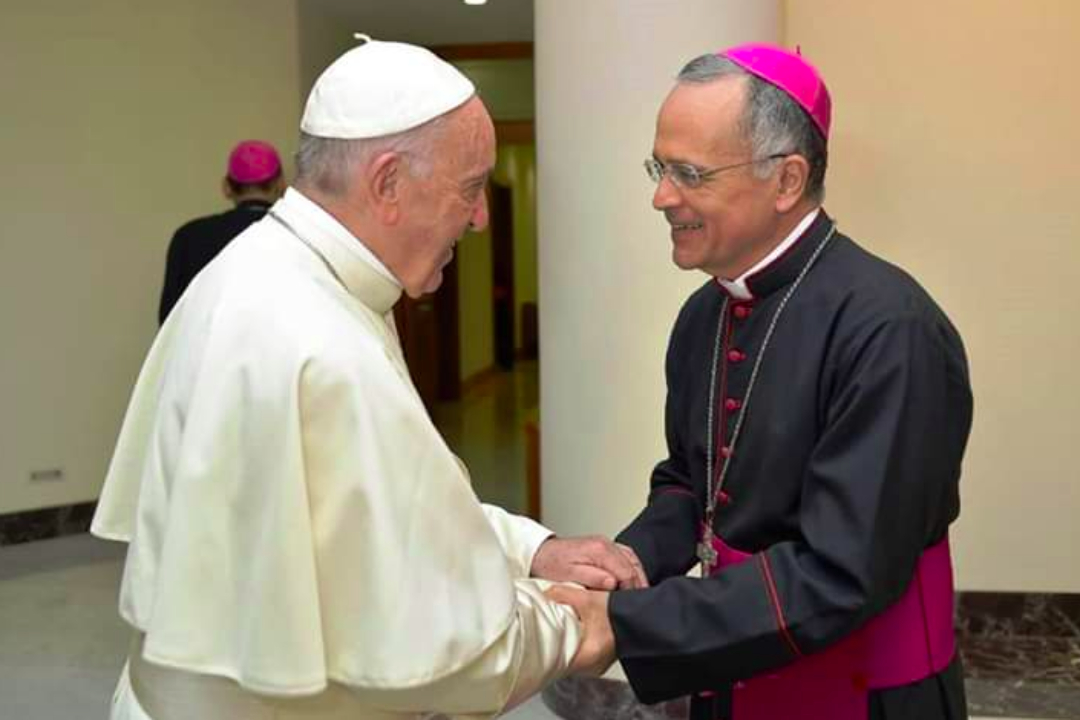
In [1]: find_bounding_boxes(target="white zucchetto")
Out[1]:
[301,36,476,139]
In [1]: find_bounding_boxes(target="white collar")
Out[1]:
[716,208,821,300]
[272,188,402,314]
[280,188,401,288]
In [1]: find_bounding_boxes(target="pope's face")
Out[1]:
[651,77,783,280]
[398,98,495,298]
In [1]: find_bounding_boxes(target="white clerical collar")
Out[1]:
[271,188,402,314]
[716,207,821,300]
[280,188,401,287]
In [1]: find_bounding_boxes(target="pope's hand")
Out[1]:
[531,536,649,590]
[545,585,616,677]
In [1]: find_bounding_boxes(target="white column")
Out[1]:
[536,1,782,538]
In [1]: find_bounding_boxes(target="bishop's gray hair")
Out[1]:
[677,54,827,203]
[294,114,449,198]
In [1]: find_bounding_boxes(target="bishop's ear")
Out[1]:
[368,151,405,225]
[221,176,237,202]
[775,154,810,212]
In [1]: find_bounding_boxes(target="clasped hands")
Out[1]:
[530,535,648,677]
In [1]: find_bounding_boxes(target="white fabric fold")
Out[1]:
[111,576,581,720]
[480,504,554,580]
[92,190,572,704]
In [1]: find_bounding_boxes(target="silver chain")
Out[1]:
[704,223,838,533]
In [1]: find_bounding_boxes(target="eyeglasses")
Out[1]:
[644,154,790,189]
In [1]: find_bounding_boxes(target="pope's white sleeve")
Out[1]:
[481,504,554,579]
[346,578,582,718]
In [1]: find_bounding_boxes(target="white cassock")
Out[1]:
[92,188,582,720]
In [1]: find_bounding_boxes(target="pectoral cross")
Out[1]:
[697,525,718,569]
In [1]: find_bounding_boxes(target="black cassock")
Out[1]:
[612,211,973,720]
[158,199,271,324]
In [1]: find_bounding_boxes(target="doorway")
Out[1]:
[490,181,515,371]
[393,258,462,410]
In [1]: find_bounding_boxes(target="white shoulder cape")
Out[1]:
[92,191,517,696]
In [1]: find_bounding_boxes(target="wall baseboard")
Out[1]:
[0,502,97,546]
[460,365,503,396]
[543,590,1080,720]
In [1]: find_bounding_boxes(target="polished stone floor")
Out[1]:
[0,532,1044,720]
[431,360,539,516]
[0,535,561,720]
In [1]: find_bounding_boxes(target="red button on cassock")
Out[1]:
[724,398,742,412]
[720,446,733,458]
[733,305,752,319]
[727,349,746,363]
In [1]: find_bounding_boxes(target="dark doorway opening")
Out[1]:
[394,256,461,410]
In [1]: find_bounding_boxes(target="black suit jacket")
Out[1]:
[158,200,271,324]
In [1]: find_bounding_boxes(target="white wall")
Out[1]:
[786,0,1080,592]
[0,0,301,514]
[536,1,782,539]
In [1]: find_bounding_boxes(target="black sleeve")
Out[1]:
[610,312,972,704]
[616,306,703,584]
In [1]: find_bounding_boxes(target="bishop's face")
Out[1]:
[651,77,784,280]
[396,97,495,298]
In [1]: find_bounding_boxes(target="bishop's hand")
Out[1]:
[545,584,616,677]
[531,535,649,590]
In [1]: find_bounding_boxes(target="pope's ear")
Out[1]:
[368,151,404,224]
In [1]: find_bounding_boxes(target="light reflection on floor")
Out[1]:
[431,360,538,516]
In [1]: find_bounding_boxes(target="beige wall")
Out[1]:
[297,3,358,99]
[537,0,783,539]
[0,0,300,514]
[786,0,1080,592]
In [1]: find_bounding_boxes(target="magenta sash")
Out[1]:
[704,534,956,720]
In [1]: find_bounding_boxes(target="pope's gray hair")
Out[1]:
[677,54,827,203]
[294,115,448,198]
